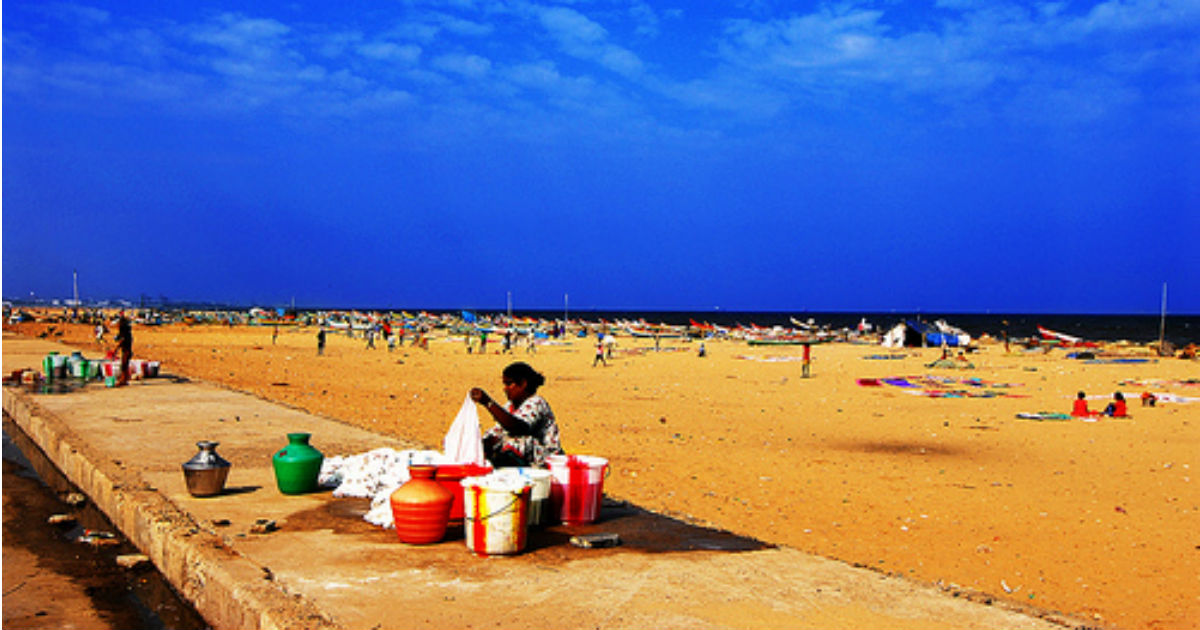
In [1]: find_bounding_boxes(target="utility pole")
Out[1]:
[1158,282,1167,349]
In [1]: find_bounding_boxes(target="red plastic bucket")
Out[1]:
[434,464,492,527]
[546,455,609,525]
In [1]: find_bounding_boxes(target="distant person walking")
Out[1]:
[113,313,133,386]
[94,321,107,347]
[272,324,279,345]
[383,320,394,352]
[317,328,327,356]
[593,339,607,367]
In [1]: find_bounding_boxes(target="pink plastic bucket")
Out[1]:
[546,455,609,525]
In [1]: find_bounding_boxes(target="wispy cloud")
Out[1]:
[531,4,646,77]
[4,0,1195,137]
[431,52,492,78]
[356,41,422,64]
[698,0,1199,125]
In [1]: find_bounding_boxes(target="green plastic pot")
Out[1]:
[272,432,324,494]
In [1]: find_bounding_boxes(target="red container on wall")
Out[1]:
[390,465,453,544]
[434,464,493,527]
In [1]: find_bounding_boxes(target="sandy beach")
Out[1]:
[9,320,1198,629]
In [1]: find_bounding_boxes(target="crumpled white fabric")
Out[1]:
[316,397,487,529]
[442,394,485,466]
[319,448,450,528]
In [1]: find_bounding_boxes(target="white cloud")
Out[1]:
[431,53,492,78]
[45,2,110,26]
[534,5,645,76]
[694,0,1199,124]
[188,14,291,55]
[357,42,422,64]
[429,12,494,37]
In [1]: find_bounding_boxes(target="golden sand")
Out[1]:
[12,321,1199,629]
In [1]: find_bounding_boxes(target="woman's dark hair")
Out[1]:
[1114,391,1125,401]
[1077,391,1086,399]
[503,362,545,393]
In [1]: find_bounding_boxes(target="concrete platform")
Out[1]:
[3,334,1079,630]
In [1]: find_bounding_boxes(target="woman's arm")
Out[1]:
[469,388,532,436]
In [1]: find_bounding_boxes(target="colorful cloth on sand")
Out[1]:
[860,375,1027,398]
[1016,412,1072,421]
[735,354,808,362]
[1118,378,1200,388]
[1089,391,1200,404]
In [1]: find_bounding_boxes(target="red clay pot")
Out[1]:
[390,465,453,544]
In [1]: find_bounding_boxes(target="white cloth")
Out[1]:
[443,394,485,465]
[318,448,450,529]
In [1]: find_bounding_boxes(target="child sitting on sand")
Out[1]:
[470,362,564,468]
[1102,392,1128,417]
[1072,391,1092,417]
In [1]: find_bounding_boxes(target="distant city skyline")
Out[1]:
[5,1,1197,314]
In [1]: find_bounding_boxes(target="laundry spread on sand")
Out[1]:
[1087,392,1200,404]
[734,354,808,363]
[1016,412,1072,421]
[860,375,1027,398]
[1118,378,1200,388]
[862,353,908,360]
[1084,358,1155,364]
[925,358,975,369]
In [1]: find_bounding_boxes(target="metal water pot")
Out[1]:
[182,441,231,497]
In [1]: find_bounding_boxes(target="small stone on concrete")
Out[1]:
[250,518,278,534]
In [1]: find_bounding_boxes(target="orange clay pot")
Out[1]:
[390,465,453,544]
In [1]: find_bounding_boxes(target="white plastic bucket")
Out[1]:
[491,468,552,527]
[69,358,87,378]
[461,474,532,556]
[546,455,609,525]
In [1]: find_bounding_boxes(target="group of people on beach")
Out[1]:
[1073,391,1128,418]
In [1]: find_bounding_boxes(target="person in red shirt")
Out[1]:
[1103,392,1128,417]
[1072,391,1092,417]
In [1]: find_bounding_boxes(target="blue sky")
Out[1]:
[4,0,1197,313]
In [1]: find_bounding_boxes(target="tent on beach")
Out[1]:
[882,320,971,348]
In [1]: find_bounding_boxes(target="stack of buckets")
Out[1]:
[455,455,607,557]
[40,351,159,386]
